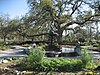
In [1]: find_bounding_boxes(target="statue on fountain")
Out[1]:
[74,41,81,55]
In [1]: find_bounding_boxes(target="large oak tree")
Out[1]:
[27,0,100,44]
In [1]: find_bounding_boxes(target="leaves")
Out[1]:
[40,0,53,7]
[85,11,92,18]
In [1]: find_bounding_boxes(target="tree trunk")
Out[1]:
[95,22,99,41]
[57,31,63,45]
[22,36,25,42]
[89,26,92,43]
[3,35,6,42]
[57,25,63,45]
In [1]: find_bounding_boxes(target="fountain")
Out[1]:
[44,30,61,57]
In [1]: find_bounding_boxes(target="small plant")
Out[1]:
[22,48,45,71]
[86,71,94,75]
[22,44,30,47]
[12,57,17,60]
[81,42,91,46]
[0,44,10,50]
[18,49,93,72]
[40,58,83,72]
[38,43,44,46]
[81,48,94,69]
[93,43,99,47]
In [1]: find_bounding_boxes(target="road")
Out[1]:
[0,45,100,60]
[89,50,100,60]
[0,46,27,60]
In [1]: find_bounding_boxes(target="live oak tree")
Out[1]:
[93,0,100,40]
[27,0,100,44]
[0,14,10,42]
[8,18,21,41]
[0,15,21,42]
[9,16,34,41]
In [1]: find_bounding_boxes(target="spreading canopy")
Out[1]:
[27,0,100,44]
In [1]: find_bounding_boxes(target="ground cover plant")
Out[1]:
[17,48,99,74]
[0,44,10,51]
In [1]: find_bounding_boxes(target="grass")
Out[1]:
[0,44,10,51]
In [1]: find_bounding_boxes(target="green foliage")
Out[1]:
[22,48,44,71]
[37,43,45,46]
[40,0,53,7]
[62,40,76,45]
[22,44,30,47]
[58,58,83,72]
[12,57,18,60]
[85,11,92,18]
[0,44,10,50]
[19,48,97,72]
[93,43,100,47]
[81,42,91,46]
[21,54,83,72]
[81,48,93,68]
[27,0,100,45]
[86,71,94,75]
[40,58,83,72]
[40,58,62,72]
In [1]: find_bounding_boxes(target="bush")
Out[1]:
[40,58,83,72]
[58,58,83,72]
[81,48,93,68]
[19,48,92,72]
[37,43,44,46]
[22,44,30,47]
[93,43,99,47]
[20,56,83,72]
[0,44,10,50]
[81,42,90,46]
[23,48,45,71]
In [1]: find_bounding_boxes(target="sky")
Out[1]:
[0,0,29,19]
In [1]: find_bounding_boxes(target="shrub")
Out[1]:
[0,44,10,50]
[81,42,90,46]
[81,48,93,68]
[39,58,62,72]
[93,43,99,47]
[58,58,83,72]
[38,43,44,46]
[40,58,83,72]
[40,59,52,72]
[86,72,94,75]
[22,44,30,47]
[19,49,84,72]
[23,48,45,71]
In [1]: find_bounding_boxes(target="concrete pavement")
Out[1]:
[0,46,27,60]
[0,45,99,60]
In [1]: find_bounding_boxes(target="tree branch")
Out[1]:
[62,13,100,30]
[70,0,83,16]
[80,13,100,24]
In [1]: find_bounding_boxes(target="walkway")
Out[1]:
[0,45,99,60]
[89,50,100,60]
[0,46,27,60]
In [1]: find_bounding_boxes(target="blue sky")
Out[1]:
[0,0,29,19]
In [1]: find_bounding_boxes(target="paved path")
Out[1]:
[61,47,100,60]
[0,46,27,60]
[0,45,100,60]
[88,50,100,60]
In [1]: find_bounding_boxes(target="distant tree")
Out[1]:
[0,14,10,42]
[94,0,100,41]
[8,18,20,40]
